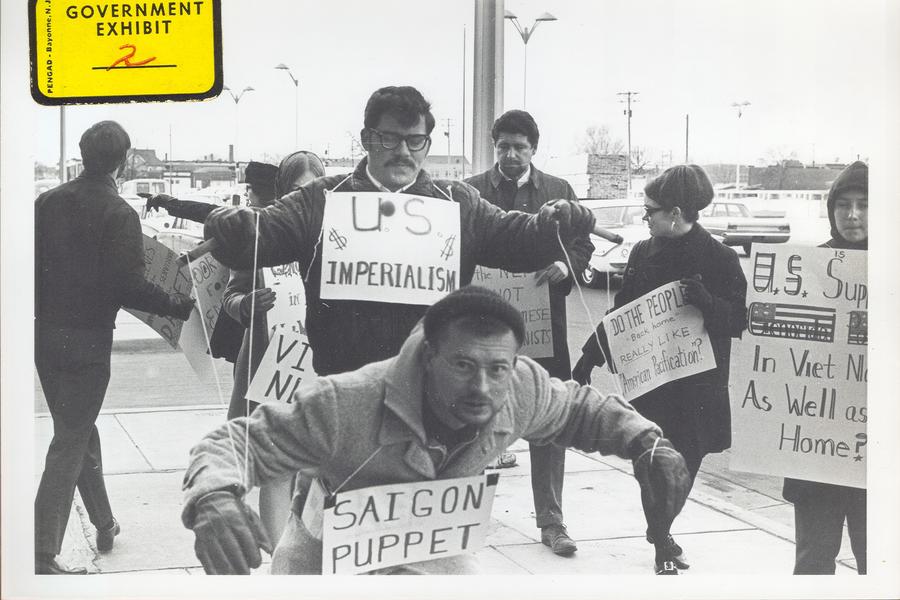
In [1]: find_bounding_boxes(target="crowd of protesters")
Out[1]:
[34,85,866,577]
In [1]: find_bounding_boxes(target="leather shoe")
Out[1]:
[540,524,578,556]
[655,559,679,575]
[96,519,120,553]
[35,553,87,575]
[647,532,689,569]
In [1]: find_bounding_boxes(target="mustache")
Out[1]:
[386,158,416,168]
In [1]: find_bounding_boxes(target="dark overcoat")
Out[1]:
[581,223,747,458]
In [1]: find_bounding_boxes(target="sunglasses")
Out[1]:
[643,206,666,218]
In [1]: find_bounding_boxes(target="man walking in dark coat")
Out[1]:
[465,110,593,556]
[34,121,195,574]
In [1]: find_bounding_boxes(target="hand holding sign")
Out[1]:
[240,288,276,320]
[534,262,568,286]
[679,274,714,312]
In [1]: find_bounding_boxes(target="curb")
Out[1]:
[112,338,174,353]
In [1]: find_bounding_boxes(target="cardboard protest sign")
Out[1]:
[471,266,553,359]
[126,235,229,381]
[126,235,193,348]
[601,281,716,401]
[185,249,230,336]
[265,262,307,334]
[320,473,499,575]
[729,244,866,488]
[245,330,315,404]
[320,192,461,305]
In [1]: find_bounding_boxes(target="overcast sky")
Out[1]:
[25,0,893,169]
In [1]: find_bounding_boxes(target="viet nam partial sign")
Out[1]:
[320,473,499,575]
[245,330,314,405]
[729,244,866,488]
[320,192,460,306]
[601,280,716,401]
[29,0,222,104]
[471,266,553,359]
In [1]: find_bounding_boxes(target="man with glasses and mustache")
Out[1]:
[465,110,592,557]
[182,286,691,574]
[203,86,596,379]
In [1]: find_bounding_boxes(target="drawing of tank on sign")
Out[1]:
[748,302,836,343]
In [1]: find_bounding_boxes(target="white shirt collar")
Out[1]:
[499,164,532,189]
[366,164,417,193]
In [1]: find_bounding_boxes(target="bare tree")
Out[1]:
[577,125,624,155]
[765,145,798,167]
[630,146,651,173]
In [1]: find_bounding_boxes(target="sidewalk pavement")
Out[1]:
[35,405,859,576]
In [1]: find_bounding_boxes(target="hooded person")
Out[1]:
[782,161,868,575]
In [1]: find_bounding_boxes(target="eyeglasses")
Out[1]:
[643,206,666,219]
[366,128,431,152]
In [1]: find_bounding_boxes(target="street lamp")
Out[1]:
[504,10,557,108]
[275,63,299,148]
[224,85,255,162]
[731,101,751,188]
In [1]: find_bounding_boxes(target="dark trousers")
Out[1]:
[35,324,115,555]
[530,442,566,528]
[531,357,570,529]
[793,488,866,574]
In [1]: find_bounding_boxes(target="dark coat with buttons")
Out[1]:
[465,165,594,379]
[580,223,747,459]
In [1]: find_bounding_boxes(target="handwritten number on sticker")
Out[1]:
[108,44,156,70]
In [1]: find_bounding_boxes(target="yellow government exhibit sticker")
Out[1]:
[29,0,222,105]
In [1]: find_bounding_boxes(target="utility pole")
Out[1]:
[731,101,751,188]
[444,118,452,176]
[617,91,639,191]
[684,114,690,163]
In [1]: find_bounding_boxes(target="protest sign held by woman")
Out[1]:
[573,164,748,574]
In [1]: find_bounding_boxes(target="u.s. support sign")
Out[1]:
[29,0,222,104]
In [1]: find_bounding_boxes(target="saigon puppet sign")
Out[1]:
[318,473,499,575]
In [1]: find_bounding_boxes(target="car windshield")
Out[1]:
[591,206,643,228]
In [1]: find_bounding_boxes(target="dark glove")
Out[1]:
[189,490,273,575]
[537,199,596,236]
[631,435,691,545]
[239,288,276,324]
[679,274,714,312]
[572,355,593,386]
[138,192,176,213]
[168,294,195,321]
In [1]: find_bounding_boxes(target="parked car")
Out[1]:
[576,199,648,288]
[698,201,790,255]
